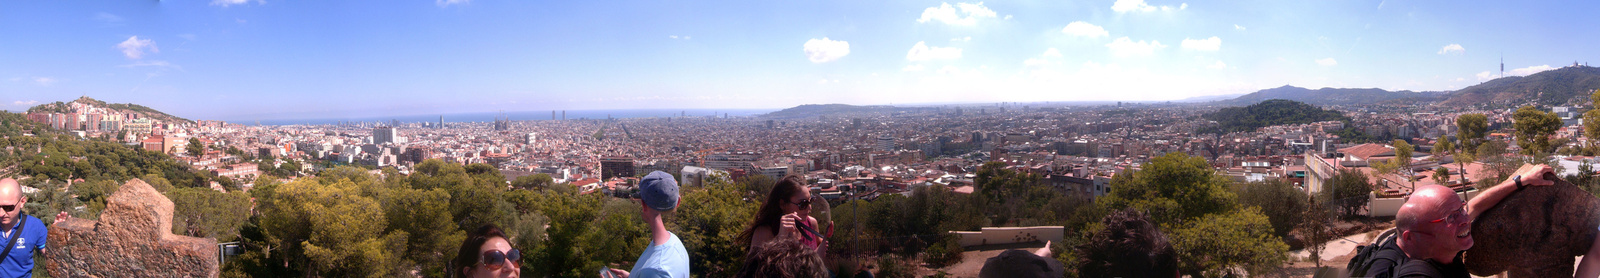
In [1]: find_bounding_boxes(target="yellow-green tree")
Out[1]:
[1097,152,1287,276]
[1513,105,1562,155]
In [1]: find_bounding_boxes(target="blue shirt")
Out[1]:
[0,215,45,278]
[629,232,689,278]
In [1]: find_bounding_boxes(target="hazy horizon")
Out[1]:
[5,0,1597,120]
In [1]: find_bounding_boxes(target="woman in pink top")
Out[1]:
[738,175,827,255]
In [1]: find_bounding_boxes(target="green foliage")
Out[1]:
[922,235,965,268]
[873,254,917,278]
[1513,105,1562,154]
[510,173,553,190]
[2,133,211,187]
[1168,207,1290,277]
[1233,179,1307,240]
[1457,113,1489,150]
[672,174,759,275]
[1323,167,1371,219]
[169,187,252,242]
[1100,153,1236,224]
[187,138,204,157]
[1201,99,1350,134]
[1099,152,1287,276]
[734,174,776,195]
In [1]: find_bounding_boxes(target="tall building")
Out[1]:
[877,135,895,152]
[600,156,635,180]
[525,132,538,144]
[703,152,760,172]
[373,127,397,145]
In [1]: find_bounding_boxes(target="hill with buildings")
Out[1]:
[27,96,192,124]
[1442,65,1600,107]
[1201,99,1350,134]
[1223,85,1445,106]
[759,104,904,119]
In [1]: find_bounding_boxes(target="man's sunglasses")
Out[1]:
[481,249,521,271]
[0,205,15,212]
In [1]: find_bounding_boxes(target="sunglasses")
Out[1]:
[0,205,14,212]
[481,249,521,271]
[786,198,812,210]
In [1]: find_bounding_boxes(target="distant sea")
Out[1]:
[233,109,777,126]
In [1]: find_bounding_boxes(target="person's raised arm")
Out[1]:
[1467,164,1554,221]
[1576,235,1600,278]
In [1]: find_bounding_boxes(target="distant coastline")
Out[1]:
[228,109,777,126]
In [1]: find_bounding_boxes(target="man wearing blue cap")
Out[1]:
[607,171,690,278]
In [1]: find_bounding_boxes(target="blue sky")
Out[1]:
[2,0,1597,121]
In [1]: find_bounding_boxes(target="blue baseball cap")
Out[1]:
[636,171,679,211]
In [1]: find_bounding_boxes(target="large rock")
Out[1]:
[1464,174,1600,278]
[46,179,219,278]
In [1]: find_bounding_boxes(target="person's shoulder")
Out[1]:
[23,215,45,230]
[1394,259,1446,278]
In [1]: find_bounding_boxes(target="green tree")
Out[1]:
[1457,113,1489,150]
[1168,207,1289,277]
[672,174,759,275]
[1097,153,1285,275]
[1392,139,1415,188]
[384,187,465,276]
[1512,105,1562,155]
[1324,168,1372,219]
[1432,167,1452,186]
[169,187,253,242]
[1100,153,1236,224]
[187,137,204,157]
[511,173,554,189]
[1233,179,1307,240]
[734,174,776,195]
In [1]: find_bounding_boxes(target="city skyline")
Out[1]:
[4,0,1599,121]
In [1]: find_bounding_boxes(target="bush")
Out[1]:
[922,236,965,268]
[875,255,917,278]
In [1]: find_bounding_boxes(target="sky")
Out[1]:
[2,0,1598,121]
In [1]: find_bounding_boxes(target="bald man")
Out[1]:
[1382,164,1555,277]
[0,178,46,278]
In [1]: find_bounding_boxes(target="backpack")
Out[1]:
[1345,228,1406,278]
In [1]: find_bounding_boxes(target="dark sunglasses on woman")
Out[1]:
[482,249,522,271]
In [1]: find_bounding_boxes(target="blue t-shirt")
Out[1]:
[629,232,689,278]
[0,215,46,278]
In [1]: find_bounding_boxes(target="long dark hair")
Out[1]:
[455,224,509,277]
[737,175,808,247]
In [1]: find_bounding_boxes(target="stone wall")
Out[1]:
[46,178,219,278]
[1464,174,1600,278]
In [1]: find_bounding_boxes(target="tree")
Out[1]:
[1100,153,1236,225]
[1167,207,1290,277]
[511,173,554,189]
[1324,168,1372,219]
[1233,179,1307,239]
[1433,135,1454,162]
[1432,167,1451,186]
[1586,109,1600,153]
[1392,139,1415,188]
[734,174,776,195]
[1299,197,1334,268]
[1512,105,1562,155]
[1457,113,1489,150]
[169,187,253,242]
[1098,153,1285,276]
[187,138,204,157]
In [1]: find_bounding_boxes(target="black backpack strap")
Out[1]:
[1393,259,1444,278]
[0,214,26,260]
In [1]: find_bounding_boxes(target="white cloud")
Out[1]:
[669,35,691,40]
[1105,37,1165,57]
[1234,24,1246,30]
[1207,61,1227,69]
[917,2,997,26]
[1476,71,1494,81]
[12,100,39,107]
[436,0,469,7]
[937,66,963,75]
[210,0,258,7]
[1316,57,1338,66]
[1060,21,1109,38]
[33,77,56,86]
[803,37,851,63]
[119,60,181,70]
[669,35,678,39]
[1043,48,1062,58]
[906,41,963,61]
[1509,65,1555,76]
[117,36,157,59]
[1437,44,1465,55]
[903,65,926,72]
[1112,0,1184,13]
[951,36,972,42]
[1181,36,1221,51]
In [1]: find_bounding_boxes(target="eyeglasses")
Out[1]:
[481,249,521,271]
[0,205,15,212]
[786,198,812,210]
[1428,204,1468,225]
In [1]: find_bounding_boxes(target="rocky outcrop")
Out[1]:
[46,179,219,278]
[1464,174,1600,278]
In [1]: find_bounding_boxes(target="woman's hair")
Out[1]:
[456,224,510,277]
[1076,208,1177,278]
[735,238,828,278]
[737,175,809,247]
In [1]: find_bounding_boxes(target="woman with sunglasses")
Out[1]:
[456,224,522,278]
[738,175,827,256]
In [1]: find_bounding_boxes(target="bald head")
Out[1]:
[1397,184,1458,231]
[0,178,21,229]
